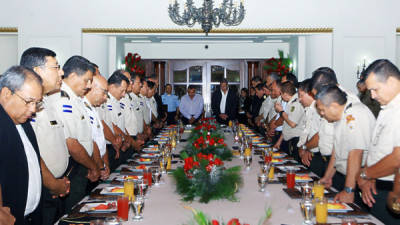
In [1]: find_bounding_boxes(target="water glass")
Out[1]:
[152,168,161,186]
[131,197,145,221]
[257,173,268,192]
[137,182,148,199]
[299,198,314,225]
[300,182,313,199]
[244,155,252,169]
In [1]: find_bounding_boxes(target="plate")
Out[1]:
[327,202,353,213]
[271,159,285,164]
[141,153,159,158]
[115,175,143,182]
[295,174,313,182]
[100,187,124,195]
[80,201,117,213]
[272,153,287,158]
[276,166,301,172]
[134,158,154,164]
[257,143,271,148]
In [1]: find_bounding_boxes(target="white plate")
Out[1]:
[100,187,124,196]
[277,166,300,172]
[327,202,354,213]
[134,159,154,164]
[272,153,287,159]
[115,174,143,182]
[80,201,117,213]
[141,153,159,158]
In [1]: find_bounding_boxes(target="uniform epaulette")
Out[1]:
[84,101,92,110]
[61,90,70,100]
[292,98,298,103]
[345,103,353,112]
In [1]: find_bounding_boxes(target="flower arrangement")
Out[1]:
[185,206,272,225]
[263,50,292,77]
[183,121,233,160]
[124,52,145,75]
[173,151,241,203]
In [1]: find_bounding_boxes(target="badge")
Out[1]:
[346,114,355,129]
[290,106,295,112]
[50,120,58,125]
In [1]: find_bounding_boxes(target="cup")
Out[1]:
[104,216,121,225]
[313,181,325,199]
[131,197,145,221]
[90,219,105,225]
[257,173,268,192]
[244,155,252,169]
[315,197,328,224]
[152,168,161,185]
[260,163,271,175]
[123,180,134,201]
[137,182,148,199]
[299,198,314,225]
[268,166,275,180]
[143,168,152,187]
[117,196,129,221]
[300,182,314,199]
[286,169,295,189]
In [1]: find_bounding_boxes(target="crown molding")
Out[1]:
[0,27,17,33]
[82,27,333,34]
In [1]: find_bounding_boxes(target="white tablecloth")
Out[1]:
[93,130,384,225]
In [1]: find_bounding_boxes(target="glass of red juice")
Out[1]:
[117,196,129,221]
[286,169,296,189]
[144,168,152,187]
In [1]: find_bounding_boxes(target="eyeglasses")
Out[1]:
[13,92,43,110]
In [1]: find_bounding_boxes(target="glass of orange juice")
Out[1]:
[315,197,328,224]
[268,166,275,180]
[123,180,134,201]
[313,181,325,199]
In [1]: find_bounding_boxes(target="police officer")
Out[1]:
[130,74,146,139]
[316,85,375,204]
[55,56,100,212]
[296,79,324,177]
[104,71,131,170]
[274,81,304,161]
[20,47,71,225]
[357,59,400,224]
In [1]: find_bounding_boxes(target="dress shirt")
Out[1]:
[30,94,69,178]
[104,94,125,132]
[16,125,41,216]
[83,97,106,157]
[367,93,400,181]
[179,94,204,120]
[140,94,150,125]
[282,94,304,141]
[121,93,138,136]
[147,96,158,118]
[333,101,375,175]
[275,100,286,132]
[297,101,320,153]
[162,93,180,112]
[220,89,228,114]
[130,93,144,133]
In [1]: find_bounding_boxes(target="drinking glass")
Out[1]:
[286,169,295,189]
[299,198,314,225]
[143,168,152,187]
[260,163,270,175]
[137,182,148,199]
[315,197,328,224]
[152,168,161,186]
[313,181,325,199]
[244,155,252,170]
[131,197,145,221]
[257,173,268,192]
[123,180,134,201]
[117,196,129,221]
[341,217,357,225]
[300,182,313,199]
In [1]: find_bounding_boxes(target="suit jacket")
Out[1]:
[211,88,238,121]
[0,105,43,225]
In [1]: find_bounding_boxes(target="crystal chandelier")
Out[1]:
[168,0,245,35]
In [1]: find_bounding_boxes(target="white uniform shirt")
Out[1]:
[333,101,375,175]
[220,89,228,114]
[297,101,320,153]
[130,93,144,133]
[267,96,281,123]
[57,82,93,156]
[121,94,138,136]
[16,125,41,216]
[104,94,125,132]
[148,96,158,119]
[31,94,69,178]
[83,97,106,157]
[140,94,151,125]
[367,93,400,181]
[282,94,305,141]
[259,96,273,120]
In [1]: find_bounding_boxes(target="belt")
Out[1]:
[311,152,330,162]
[375,179,393,191]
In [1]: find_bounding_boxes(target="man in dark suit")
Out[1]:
[0,66,44,225]
[211,79,239,125]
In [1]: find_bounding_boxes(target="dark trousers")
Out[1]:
[271,131,282,144]
[166,111,177,125]
[237,113,247,125]
[107,144,119,171]
[308,152,327,178]
[64,164,88,214]
[281,137,300,162]
[333,172,364,208]
[41,187,64,225]
[181,116,200,125]
[368,180,400,225]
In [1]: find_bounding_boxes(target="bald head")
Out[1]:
[86,74,108,107]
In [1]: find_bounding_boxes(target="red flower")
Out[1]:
[184,157,194,171]
[227,218,240,225]
[206,164,213,172]
[193,161,200,167]
[209,138,215,146]
[127,53,132,57]
[214,158,223,166]
[207,153,214,161]
[212,220,220,225]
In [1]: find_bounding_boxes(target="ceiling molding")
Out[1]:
[82,27,333,34]
[0,27,18,33]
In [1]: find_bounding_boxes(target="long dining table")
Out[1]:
[60,126,384,225]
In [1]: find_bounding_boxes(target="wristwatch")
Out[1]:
[344,187,355,193]
[301,145,307,151]
[279,111,284,117]
[360,168,371,180]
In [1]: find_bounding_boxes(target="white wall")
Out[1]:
[1,0,399,91]
[0,34,18,73]
[82,34,109,76]
[305,34,333,78]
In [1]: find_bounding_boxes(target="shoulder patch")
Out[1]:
[61,90,70,100]
[84,101,92,110]
[62,104,72,113]
[290,106,295,112]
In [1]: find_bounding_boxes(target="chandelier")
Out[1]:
[168,0,245,35]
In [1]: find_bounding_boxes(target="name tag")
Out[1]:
[50,120,58,125]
